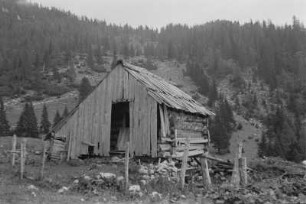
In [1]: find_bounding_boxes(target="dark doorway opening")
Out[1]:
[110,102,130,154]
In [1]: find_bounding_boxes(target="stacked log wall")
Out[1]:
[158,108,209,158]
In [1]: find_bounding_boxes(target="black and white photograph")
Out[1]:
[0,0,306,203]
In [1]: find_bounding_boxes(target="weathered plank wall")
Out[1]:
[55,65,158,159]
[158,108,209,158]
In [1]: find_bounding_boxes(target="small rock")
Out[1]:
[180,195,186,199]
[73,179,79,184]
[142,175,150,180]
[80,198,85,202]
[31,192,37,197]
[27,185,38,191]
[215,199,225,204]
[100,172,116,179]
[138,167,149,175]
[83,175,91,181]
[111,196,117,201]
[58,186,69,194]
[34,151,41,155]
[139,180,146,186]
[150,191,162,201]
[148,169,155,175]
[129,185,141,194]
[116,176,124,183]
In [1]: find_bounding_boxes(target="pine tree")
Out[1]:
[40,104,51,134]
[208,80,218,107]
[52,67,61,83]
[258,134,267,157]
[27,102,39,137]
[78,77,92,102]
[16,103,29,137]
[87,46,94,68]
[210,113,230,153]
[111,50,118,69]
[0,97,10,136]
[53,110,62,128]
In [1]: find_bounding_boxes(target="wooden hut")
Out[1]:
[51,61,214,160]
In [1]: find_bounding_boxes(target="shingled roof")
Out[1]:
[123,62,214,116]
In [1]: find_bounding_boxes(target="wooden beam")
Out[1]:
[159,105,166,137]
[11,134,17,167]
[125,142,129,191]
[200,152,211,188]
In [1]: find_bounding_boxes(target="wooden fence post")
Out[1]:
[232,142,243,187]
[231,154,240,187]
[239,157,247,186]
[125,142,129,191]
[11,134,17,166]
[41,141,47,179]
[200,152,211,188]
[180,136,190,189]
[20,138,27,179]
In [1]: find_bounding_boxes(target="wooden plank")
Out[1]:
[80,104,86,155]
[134,82,141,155]
[129,102,135,155]
[92,89,98,155]
[177,138,208,144]
[83,99,89,153]
[159,143,204,152]
[159,105,166,137]
[140,88,147,155]
[146,95,151,155]
[172,149,204,158]
[104,76,112,156]
[150,100,157,157]
[163,104,170,135]
[123,69,127,99]
[128,73,134,100]
[99,82,106,156]
[70,114,77,159]
[76,109,82,157]
[176,129,203,139]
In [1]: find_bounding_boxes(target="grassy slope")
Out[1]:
[5,91,78,130]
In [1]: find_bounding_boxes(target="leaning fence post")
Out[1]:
[11,134,17,166]
[125,142,129,191]
[200,152,211,188]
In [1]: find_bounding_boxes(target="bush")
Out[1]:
[236,122,243,130]
[43,84,71,96]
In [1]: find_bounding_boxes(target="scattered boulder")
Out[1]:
[58,186,69,194]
